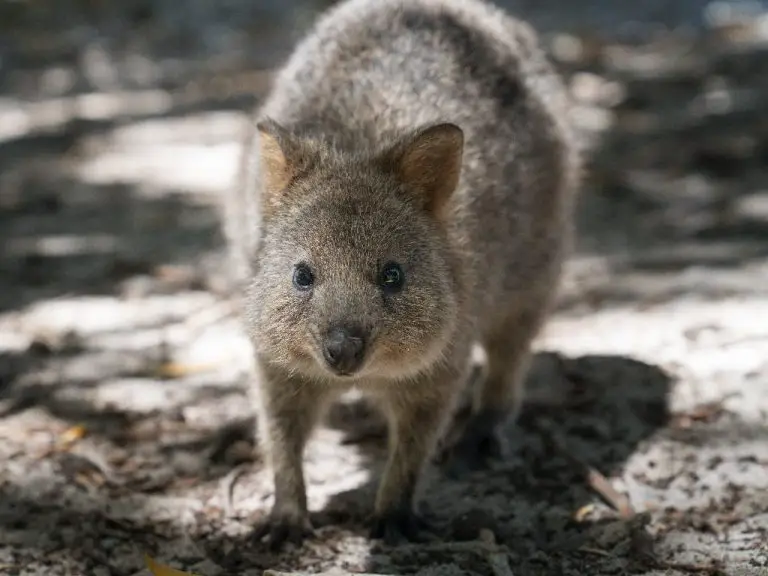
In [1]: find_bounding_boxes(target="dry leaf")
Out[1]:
[36,424,89,459]
[574,503,595,522]
[60,424,87,445]
[156,362,217,379]
[73,469,106,489]
[535,420,635,519]
[144,555,198,576]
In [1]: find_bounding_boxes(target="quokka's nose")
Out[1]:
[322,326,367,374]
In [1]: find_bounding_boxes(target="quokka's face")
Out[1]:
[247,187,460,381]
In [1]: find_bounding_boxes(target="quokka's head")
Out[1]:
[244,118,465,381]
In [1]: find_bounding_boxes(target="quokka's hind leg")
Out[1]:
[443,303,549,475]
[433,343,487,463]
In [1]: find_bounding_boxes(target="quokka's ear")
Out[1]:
[255,118,312,215]
[377,122,464,217]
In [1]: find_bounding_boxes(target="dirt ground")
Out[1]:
[1,2,768,575]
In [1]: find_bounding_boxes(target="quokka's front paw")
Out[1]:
[252,507,314,551]
[368,505,432,546]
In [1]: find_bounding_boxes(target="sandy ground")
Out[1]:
[1,2,768,575]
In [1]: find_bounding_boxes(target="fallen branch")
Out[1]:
[220,463,250,516]
[584,466,635,519]
[535,419,635,519]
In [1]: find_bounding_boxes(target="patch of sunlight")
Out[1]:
[307,426,373,511]
[735,190,768,220]
[89,377,227,413]
[541,297,768,361]
[107,112,245,146]
[75,140,240,196]
[0,331,30,354]
[173,320,253,375]
[20,292,216,338]
[0,90,174,143]
[4,234,119,258]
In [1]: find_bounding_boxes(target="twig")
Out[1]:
[220,463,249,516]
[584,467,635,519]
[535,419,635,519]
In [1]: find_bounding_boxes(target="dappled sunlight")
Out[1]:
[0,0,767,574]
[0,90,175,142]
[4,232,121,258]
[75,137,241,195]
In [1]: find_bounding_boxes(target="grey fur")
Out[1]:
[222,0,581,548]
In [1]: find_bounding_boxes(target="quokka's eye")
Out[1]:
[293,263,314,291]
[379,261,405,293]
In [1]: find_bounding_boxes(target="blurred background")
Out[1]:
[3,0,768,310]
[1,1,768,575]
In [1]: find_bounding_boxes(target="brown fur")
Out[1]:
[223,0,581,548]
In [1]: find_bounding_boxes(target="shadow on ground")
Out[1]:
[0,350,677,576]
[310,352,674,575]
[1,349,763,575]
